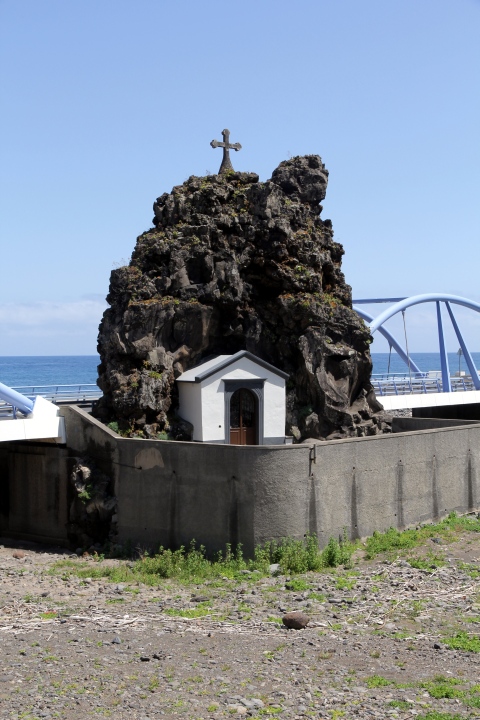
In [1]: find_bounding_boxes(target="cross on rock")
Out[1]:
[210,129,242,174]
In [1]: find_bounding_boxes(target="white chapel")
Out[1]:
[176,351,289,445]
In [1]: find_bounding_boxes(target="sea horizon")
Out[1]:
[1,352,479,388]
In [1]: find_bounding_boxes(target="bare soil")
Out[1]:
[1,533,480,720]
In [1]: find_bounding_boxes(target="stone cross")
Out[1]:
[210,129,242,174]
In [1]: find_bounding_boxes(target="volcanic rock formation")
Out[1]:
[94,155,388,441]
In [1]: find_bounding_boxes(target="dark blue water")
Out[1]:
[0,352,478,387]
[0,356,100,387]
[371,352,480,376]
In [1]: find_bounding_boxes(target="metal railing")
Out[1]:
[0,384,101,419]
[372,372,479,396]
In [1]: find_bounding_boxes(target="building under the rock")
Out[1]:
[94,154,388,442]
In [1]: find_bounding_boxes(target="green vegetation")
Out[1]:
[388,700,413,710]
[156,431,170,440]
[285,578,309,591]
[408,551,446,571]
[49,512,480,590]
[458,562,480,579]
[51,533,354,586]
[418,714,465,720]
[365,512,480,560]
[442,631,480,653]
[164,605,211,619]
[365,675,393,688]
[421,675,464,699]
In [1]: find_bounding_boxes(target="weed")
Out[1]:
[365,512,480,560]
[285,578,309,591]
[421,676,463,700]
[458,562,480,579]
[336,576,357,591]
[388,700,413,710]
[164,606,211,619]
[408,552,446,571]
[365,675,392,688]
[418,714,465,720]
[442,631,480,653]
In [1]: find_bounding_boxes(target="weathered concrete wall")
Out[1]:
[1,406,480,555]
[310,425,480,547]
[0,442,70,546]
[60,406,310,556]
[392,416,478,432]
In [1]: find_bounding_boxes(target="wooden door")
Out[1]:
[229,389,257,445]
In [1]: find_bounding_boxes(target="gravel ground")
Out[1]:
[1,533,480,720]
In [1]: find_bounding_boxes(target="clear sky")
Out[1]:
[1,0,479,356]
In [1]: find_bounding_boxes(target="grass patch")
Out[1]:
[418,714,467,720]
[164,605,211,618]
[458,562,480,579]
[285,578,309,591]
[365,675,393,688]
[442,631,480,653]
[419,676,480,710]
[408,552,446,571]
[388,700,413,710]
[51,533,355,585]
[365,512,480,559]
[421,676,464,699]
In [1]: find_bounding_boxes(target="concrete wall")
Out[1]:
[1,406,480,555]
[60,406,309,556]
[0,442,70,546]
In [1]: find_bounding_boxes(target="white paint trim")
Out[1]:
[0,396,66,443]
[379,390,480,411]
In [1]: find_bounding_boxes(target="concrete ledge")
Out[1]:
[1,405,479,555]
[379,389,480,411]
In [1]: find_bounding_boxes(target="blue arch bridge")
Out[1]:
[354,293,480,414]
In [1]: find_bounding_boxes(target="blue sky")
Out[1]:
[1,0,479,355]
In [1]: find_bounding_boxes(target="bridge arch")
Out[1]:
[353,293,480,392]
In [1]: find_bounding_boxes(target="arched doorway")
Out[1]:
[229,388,257,445]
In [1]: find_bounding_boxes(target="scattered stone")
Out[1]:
[112,637,121,644]
[269,563,281,575]
[12,550,25,559]
[282,611,310,629]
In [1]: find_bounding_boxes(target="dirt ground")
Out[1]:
[1,531,480,720]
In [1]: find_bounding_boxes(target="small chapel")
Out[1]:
[176,351,289,445]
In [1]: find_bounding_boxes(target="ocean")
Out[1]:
[0,356,100,387]
[1,352,479,388]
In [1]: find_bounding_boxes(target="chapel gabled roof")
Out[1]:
[176,350,289,383]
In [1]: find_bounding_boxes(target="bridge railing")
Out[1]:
[372,373,478,396]
[0,384,102,419]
